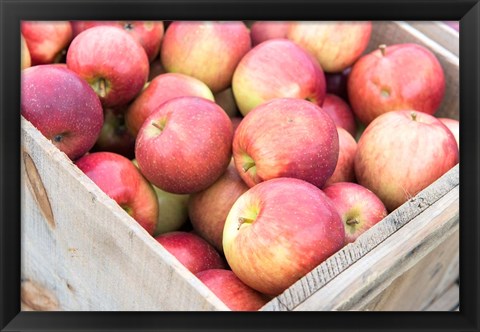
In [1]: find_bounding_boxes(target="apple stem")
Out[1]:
[346,218,359,226]
[97,78,107,98]
[410,112,418,121]
[379,44,387,56]
[237,217,254,230]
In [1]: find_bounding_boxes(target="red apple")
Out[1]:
[21,65,103,160]
[21,21,72,65]
[438,118,459,149]
[196,269,270,311]
[75,152,159,235]
[322,93,357,137]
[323,182,388,243]
[91,106,136,159]
[21,34,31,69]
[135,97,233,194]
[348,43,446,125]
[155,231,226,274]
[214,87,240,118]
[250,21,289,46]
[66,26,149,108]
[189,160,249,252]
[324,127,357,186]
[355,110,458,212]
[287,21,372,73]
[161,21,251,93]
[71,21,164,62]
[223,178,345,295]
[125,73,214,137]
[232,39,326,116]
[325,67,351,101]
[233,98,338,188]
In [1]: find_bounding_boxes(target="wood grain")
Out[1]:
[406,21,459,56]
[424,283,459,311]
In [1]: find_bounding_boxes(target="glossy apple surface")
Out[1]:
[348,43,446,125]
[324,127,357,186]
[155,231,226,274]
[135,97,233,194]
[196,269,270,311]
[438,117,459,149]
[233,98,338,188]
[161,21,251,93]
[125,73,214,136]
[76,152,159,235]
[323,182,387,243]
[67,26,149,107]
[355,110,458,211]
[322,94,357,137]
[21,65,103,160]
[223,178,345,295]
[287,21,372,73]
[232,39,326,116]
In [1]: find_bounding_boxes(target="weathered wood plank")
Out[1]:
[21,117,229,311]
[406,21,459,56]
[290,186,459,311]
[424,283,460,311]
[261,165,459,311]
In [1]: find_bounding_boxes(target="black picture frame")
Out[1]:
[1,0,479,331]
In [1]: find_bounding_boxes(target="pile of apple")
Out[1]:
[20,20,459,311]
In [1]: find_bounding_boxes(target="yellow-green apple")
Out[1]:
[155,231,226,274]
[438,118,459,149]
[287,21,372,73]
[324,127,357,186]
[323,182,387,243]
[75,152,159,235]
[135,97,233,194]
[355,110,459,212]
[71,21,164,62]
[250,21,289,46]
[223,178,345,295]
[233,98,338,188]
[232,39,326,116]
[325,67,351,101]
[66,26,149,107]
[195,269,270,311]
[214,88,240,118]
[21,21,72,65]
[125,73,214,136]
[188,160,249,252]
[348,43,446,125]
[21,34,31,69]
[91,106,136,159]
[131,159,190,235]
[21,65,103,160]
[322,94,357,137]
[161,21,251,93]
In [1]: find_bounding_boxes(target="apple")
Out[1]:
[287,21,372,73]
[21,21,72,65]
[75,152,159,235]
[135,96,234,194]
[214,88,240,118]
[223,177,345,295]
[324,127,357,186]
[189,159,249,252]
[232,39,327,116]
[196,269,270,311]
[250,21,289,46]
[66,26,149,108]
[323,182,388,243]
[152,186,190,235]
[348,43,446,125]
[322,94,357,137]
[148,57,167,81]
[233,98,338,189]
[155,231,226,274]
[161,21,251,93]
[21,34,31,69]
[71,21,164,62]
[21,65,103,160]
[355,110,459,212]
[125,73,215,137]
[438,118,459,149]
[325,67,351,101]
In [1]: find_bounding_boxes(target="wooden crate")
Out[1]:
[20,21,459,311]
